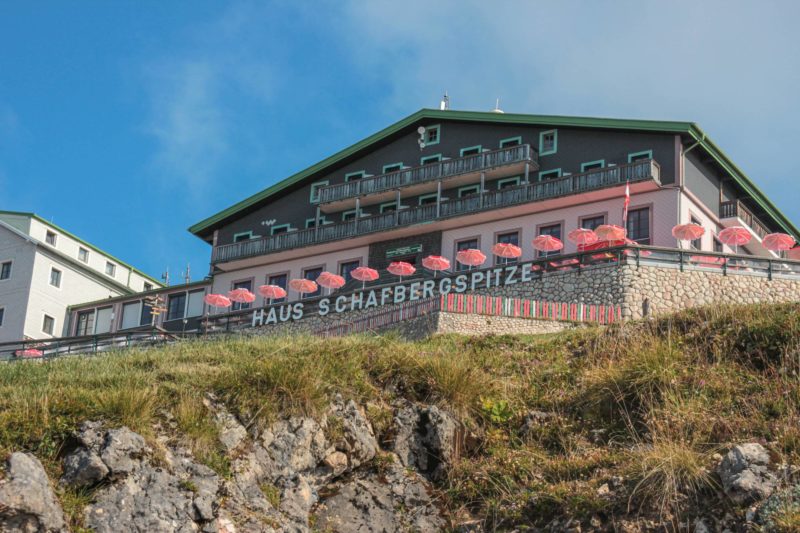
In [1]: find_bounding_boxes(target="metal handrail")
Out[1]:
[212,159,661,264]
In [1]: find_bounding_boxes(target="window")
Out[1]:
[49,268,62,288]
[302,267,323,298]
[420,154,442,165]
[95,307,113,334]
[42,314,55,335]
[379,202,398,214]
[342,209,362,221]
[419,193,439,206]
[460,145,482,157]
[339,260,361,282]
[120,301,142,330]
[382,163,403,173]
[78,247,89,263]
[539,130,557,155]
[186,290,205,318]
[455,238,479,271]
[140,302,153,326]
[345,171,366,182]
[424,125,440,145]
[458,185,481,198]
[305,217,330,229]
[233,231,253,243]
[497,177,521,190]
[76,310,94,336]
[231,280,253,311]
[45,231,57,246]
[267,273,288,303]
[628,150,653,163]
[496,231,520,265]
[581,160,605,172]
[105,262,116,277]
[626,207,651,245]
[690,216,703,250]
[500,136,522,148]
[537,224,562,258]
[538,169,562,181]
[309,180,329,202]
[580,215,606,231]
[0,307,4,327]
[167,292,187,321]
[713,237,724,253]
[270,224,291,236]
[0,261,10,280]
[143,282,153,292]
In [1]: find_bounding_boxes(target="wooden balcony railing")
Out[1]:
[720,200,771,239]
[315,143,537,204]
[211,159,661,264]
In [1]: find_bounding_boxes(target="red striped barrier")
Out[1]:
[438,294,620,324]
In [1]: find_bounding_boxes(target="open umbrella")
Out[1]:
[789,246,800,261]
[387,261,416,282]
[316,271,346,295]
[289,278,319,296]
[762,233,796,256]
[567,228,598,247]
[492,242,522,261]
[718,226,752,254]
[204,293,232,309]
[228,288,256,304]
[532,235,564,254]
[456,248,487,270]
[595,224,626,242]
[15,348,44,358]
[422,255,450,277]
[672,223,705,248]
[258,285,287,305]
[351,266,379,289]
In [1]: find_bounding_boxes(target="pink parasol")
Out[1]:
[316,271,346,294]
[422,255,451,277]
[492,242,522,259]
[387,261,416,281]
[258,285,287,304]
[671,223,705,248]
[15,348,44,358]
[762,233,796,254]
[204,293,232,309]
[567,228,598,247]
[456,248,487,270]
[718,226,752,253]
[595,224,626,241]
[289,278,319,295]
[350,266,379,289]
[789,246,800,261]
[532,235,564,253]
[228,288,256,304]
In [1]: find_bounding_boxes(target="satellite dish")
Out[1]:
[417,126,426,134]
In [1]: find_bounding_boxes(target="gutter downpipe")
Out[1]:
[662,133,705,228]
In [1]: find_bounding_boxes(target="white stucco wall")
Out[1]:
[0,228,36,342]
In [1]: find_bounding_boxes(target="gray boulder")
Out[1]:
[61,447,109,487]
[260,417,329,477]
[717,443,777,505]
[101,427,148,475]
[0,452,67,532]
[392,404,459,480]
[331,399,378,469]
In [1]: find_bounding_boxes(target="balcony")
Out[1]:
[211,159,661,265]
[719,200,771,240]
[315,144,538,210]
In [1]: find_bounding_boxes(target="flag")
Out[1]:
[622,180,630,227]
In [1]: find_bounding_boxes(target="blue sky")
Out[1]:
[1,1,798,282]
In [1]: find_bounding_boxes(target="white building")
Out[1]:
[0,211,162,342]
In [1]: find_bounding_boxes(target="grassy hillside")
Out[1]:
[1,303,799,529]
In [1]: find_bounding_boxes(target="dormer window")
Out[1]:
[45,230,57,246]
[539,130,557,155]
[424,125,440,145]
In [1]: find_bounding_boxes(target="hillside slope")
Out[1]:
[1,303,799,532]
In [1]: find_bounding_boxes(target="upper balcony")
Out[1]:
[315,144,538,211]
[211,159,661,265]
[719,200,776,257]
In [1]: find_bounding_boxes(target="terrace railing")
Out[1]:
[315,144,537,205]
[212,159,661,264]
[719,200,771,240]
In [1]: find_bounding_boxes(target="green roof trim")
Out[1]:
[188,108,798,239]
[0,210,164,286]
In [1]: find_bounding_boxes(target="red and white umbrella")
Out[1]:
[762,233,796,254]
[289,278,319,295]
[532,235,564,253]
[15,348,44,358]
[595,224,626,242]
[456,248,487,270]
[422,255,450,277]
[567,228,598,247]
[350,266,379,289]
[228,288,256,304]
[204,293,232,309]
[258,285,287,304]
[789,246,800,261]
[718,226,752,253]
[316,271,346,294]
[672,223,705,248]
[492,242,522,260]
[387,261,416,282]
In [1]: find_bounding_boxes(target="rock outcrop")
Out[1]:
[0,452,66,532]
[716,443,778,505]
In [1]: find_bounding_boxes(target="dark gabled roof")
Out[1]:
[188,108,799,239]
